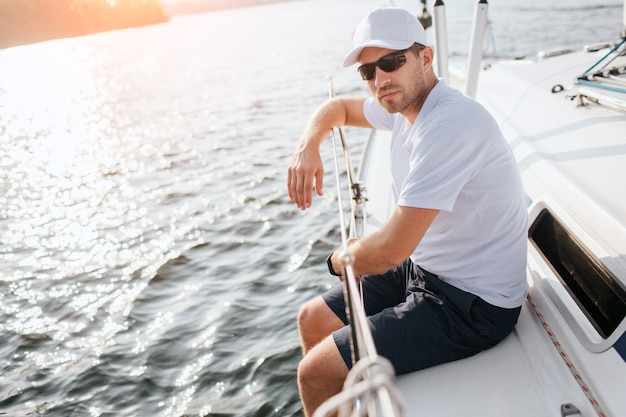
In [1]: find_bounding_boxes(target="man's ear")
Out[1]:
[421,47,434,69]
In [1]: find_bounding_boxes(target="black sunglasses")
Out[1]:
[357,45,424,81]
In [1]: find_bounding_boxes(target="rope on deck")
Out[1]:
[527,294,608,417]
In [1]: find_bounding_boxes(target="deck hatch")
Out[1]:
[529,209,626,338]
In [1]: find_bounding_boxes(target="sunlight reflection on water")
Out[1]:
[1,0,623,415]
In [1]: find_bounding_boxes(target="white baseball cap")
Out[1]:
[342,7,428,68]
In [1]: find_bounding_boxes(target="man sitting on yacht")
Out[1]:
[287,7,528,416]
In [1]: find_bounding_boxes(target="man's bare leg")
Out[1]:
[297,296,344,354]
[297,335,349,416]
[297,296,349,416]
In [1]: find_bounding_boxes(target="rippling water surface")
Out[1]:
[1,0,623,415]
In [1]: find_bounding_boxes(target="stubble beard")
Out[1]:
[377,76,423,115]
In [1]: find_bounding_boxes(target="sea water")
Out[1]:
[0,0,623,415]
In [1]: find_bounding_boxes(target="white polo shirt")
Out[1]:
[363,81,528,308]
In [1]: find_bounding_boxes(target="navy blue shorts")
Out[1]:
[322,259,521,375]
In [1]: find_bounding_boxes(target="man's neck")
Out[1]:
[404,77,439,124]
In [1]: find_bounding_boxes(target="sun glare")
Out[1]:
[0,41,128,278]
[5,43,107,173]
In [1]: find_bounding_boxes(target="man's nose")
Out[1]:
[374,67,391,87]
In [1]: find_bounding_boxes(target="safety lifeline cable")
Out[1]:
[312,84,403,417]
[527,293,608,417]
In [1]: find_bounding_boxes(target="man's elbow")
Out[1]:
[381,251,408,271]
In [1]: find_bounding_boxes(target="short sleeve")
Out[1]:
[363,97,395,131]
[398,123,484,212]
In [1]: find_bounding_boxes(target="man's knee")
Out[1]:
[298,297,323,332]
[297,297,343,353]
[297,336,349,413]
[297,347,321,387]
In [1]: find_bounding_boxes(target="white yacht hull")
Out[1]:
[357,45,626,416]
